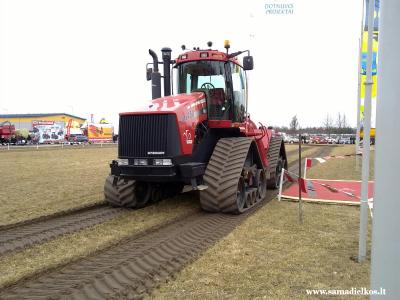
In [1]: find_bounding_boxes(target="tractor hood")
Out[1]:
[119,92,208,156]
[120,92,206,115]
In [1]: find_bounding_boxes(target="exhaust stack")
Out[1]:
[148,49,161,99]
[161,47,172,97]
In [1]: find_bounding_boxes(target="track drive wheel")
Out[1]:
[267,157,284,189]
[134,182,152,208]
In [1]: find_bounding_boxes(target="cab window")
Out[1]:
[177,61,227,93]
[230,62,246,122]
[177,60,231,120]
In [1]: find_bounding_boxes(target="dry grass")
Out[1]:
[150,201,371,300]
[286,144,330,166]
[0,146,117,226]
[284,144,320,160]
[0,194,199,288]
[306,145,374,181]
[0,143,325,289]
[0,143,319,227]
[151,144,372,299]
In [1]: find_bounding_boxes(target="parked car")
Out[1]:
[326,137,337,144]
[16,139,27,145]
[67,134,89,144]
[284,135,299,144]
[310,136,328,144]
[339,137,351,144]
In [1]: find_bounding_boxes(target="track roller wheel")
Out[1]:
[255,169,267,200]
[150,185,163,203]
[235,177,246,212]
[134,182,152,208]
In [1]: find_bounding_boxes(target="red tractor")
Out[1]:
[105,41,287,214]
[0,121,15,144]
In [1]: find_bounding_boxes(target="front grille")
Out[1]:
[118,114,180,158]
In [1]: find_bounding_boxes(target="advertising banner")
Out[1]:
[87,123,114,142]
[66,119,84,136]
[360,0,379,136]
[32,121,65,144]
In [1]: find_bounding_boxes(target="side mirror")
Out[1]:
[146,68,153,81]
[243,56,254,70]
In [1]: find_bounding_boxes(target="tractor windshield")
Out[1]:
[177,60,231,120]
[177,61,227,93]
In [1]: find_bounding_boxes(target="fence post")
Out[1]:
[304,158,308,179]
[298,133,303,223]
[278,169,285,202]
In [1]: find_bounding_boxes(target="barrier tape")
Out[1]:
[283,169,359,199]
[283,169,307,193]
[279,168,373,217]
[303,153,361,179]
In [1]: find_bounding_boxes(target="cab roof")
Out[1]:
[175,50,241,66]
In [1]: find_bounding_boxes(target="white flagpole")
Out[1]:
[358,0,375,263]
[356,0,366,154]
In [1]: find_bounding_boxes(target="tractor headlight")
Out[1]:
[153,159,172,166]
[162,159,172,166]
[134,159,148,166]
[117,159,129,166]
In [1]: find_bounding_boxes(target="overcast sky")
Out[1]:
[0,0,363,130]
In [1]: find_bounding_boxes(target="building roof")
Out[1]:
[0,113,86,121]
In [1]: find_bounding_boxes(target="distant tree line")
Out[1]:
[275,113,356,135]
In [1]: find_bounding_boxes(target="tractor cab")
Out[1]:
[176,60,231,120]
[147,41,254,124]
[174,43,253,124]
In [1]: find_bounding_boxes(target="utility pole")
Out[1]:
[358,0,375,263]
[371,1,400,298]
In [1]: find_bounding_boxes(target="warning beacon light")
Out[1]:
[224,40,230,53]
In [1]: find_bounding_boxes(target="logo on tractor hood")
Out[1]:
[183,130,193,145]
[147,151,165,155]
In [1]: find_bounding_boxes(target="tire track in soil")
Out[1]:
[0,146,333,300]
[0,144,310,257]
[0,206,126,256]
[0,146,310,257]
[0,202,106,231]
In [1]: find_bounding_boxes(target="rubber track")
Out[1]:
[200,137,253,213]
[0,146,334,300]
[0,206,126,256]
[104,175,137,208]
[267,136,283,174]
